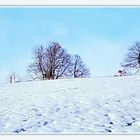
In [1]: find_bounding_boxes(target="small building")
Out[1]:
[117,70,123,77]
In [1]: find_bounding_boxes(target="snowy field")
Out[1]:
[0,76,140,134]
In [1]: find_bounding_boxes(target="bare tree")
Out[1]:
[9,73,15,83]
[71,55,90,78]
[46,42,72,79]
[28,42,72,80]
[28,46,48,80]
[121,41,140,73]
[8,72,21,83]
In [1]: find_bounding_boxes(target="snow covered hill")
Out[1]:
[0,76,140,134]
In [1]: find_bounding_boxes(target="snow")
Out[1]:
[0,76,140,134]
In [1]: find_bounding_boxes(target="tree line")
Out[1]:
[8,41,140,83]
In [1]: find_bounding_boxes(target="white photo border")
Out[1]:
[0,0,140,140]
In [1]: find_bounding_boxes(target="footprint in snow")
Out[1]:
[37,121,48,126]
[125,122,132,126]
[13,128,26,133]
[105,129,112,132]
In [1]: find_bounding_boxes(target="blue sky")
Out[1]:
[0,7,140,82]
